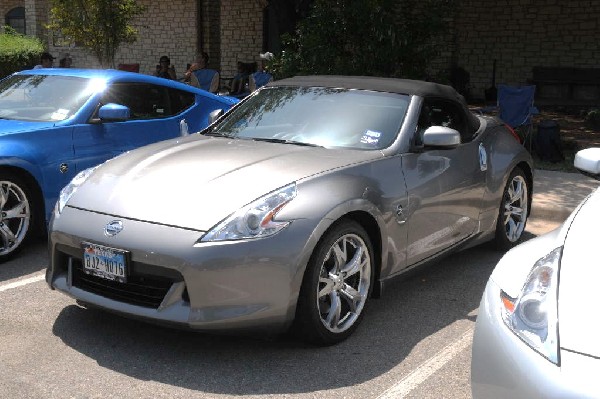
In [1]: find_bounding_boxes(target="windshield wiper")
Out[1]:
[202,131,230,137]
[251,137,322,147]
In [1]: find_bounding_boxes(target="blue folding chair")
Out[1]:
[497,84,539,150]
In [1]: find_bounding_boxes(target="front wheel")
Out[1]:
[0,174,34,262]
[294,220,374,345]
[495,167,529,250]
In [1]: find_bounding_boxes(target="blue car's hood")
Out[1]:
[0,119,57,135]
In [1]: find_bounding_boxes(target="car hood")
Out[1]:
[68,135,382,230]
[557,186,600,358]
[0,119,56,134]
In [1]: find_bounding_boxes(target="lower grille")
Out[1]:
[70,257,180,309]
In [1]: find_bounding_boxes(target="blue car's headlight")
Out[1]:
[201,183,297,242]
[500,247,562,364]
[56,166,98,214]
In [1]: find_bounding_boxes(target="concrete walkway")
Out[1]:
[531,169,600,222]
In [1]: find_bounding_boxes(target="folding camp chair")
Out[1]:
[191,69,220,93]
[497,84,539,151]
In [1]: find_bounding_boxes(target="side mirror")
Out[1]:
[98,103,130,122]
[422,126,461,148]
[574,148,600,180]
[208,109,224,125]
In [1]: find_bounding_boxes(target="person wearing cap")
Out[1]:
[59,53,72,68]
[154,55,177,80]
[33,52,55,69]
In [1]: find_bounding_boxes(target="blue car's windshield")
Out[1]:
[0,74,95,122]
[210,86,410,150]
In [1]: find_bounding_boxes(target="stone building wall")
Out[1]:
[447,0,600,100]
[219,0,265,80]
[46,0,200,76]
[1,1,597,102]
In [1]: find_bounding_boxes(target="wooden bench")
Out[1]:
[531,67,600,106]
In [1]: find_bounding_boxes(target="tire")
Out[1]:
[294,220,374,345]
[495,167,529,251]
[0,173,34,262]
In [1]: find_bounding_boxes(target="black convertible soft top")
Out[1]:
[269,75,464,102]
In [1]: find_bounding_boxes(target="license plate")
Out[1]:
[82,242,128,283]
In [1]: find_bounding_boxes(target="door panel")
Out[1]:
[401,143,485,265]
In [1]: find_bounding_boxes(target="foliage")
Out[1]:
[585,109,600,131]
[0,27,44,78]
[270,0,454,80]
[47,0,146,68]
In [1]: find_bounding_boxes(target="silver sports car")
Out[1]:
[47,76,533,345]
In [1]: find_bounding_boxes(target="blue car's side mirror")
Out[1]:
[97,103,130,122]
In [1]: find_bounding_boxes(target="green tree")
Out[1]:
[0,26,44,77]
[270,0,453,79]
[47,0,145,68]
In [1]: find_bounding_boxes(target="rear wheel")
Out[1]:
[0,173,34,262]
[294,220,373,345]
[495,167,529,250]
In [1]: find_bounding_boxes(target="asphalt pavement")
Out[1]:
[531,169,600,222]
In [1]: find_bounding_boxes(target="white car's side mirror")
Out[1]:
[574,147,600,179]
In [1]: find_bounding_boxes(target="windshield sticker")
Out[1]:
[50,109,70,121]
[360,130,381,145]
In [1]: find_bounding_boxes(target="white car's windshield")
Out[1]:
[210,86,410,150]
[0,74,95,122]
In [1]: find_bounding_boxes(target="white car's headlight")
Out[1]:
[500,246,562,364]
[201,183,297,242]
[56,166,99,214]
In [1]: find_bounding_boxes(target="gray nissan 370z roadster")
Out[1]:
[47,75,533,345]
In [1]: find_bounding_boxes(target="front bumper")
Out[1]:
[47,206,318,333]
[471,279,600,398]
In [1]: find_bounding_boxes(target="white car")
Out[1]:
[471,147,600,398]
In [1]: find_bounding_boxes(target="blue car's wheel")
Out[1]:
[294,219,373,345]
[0,174,33,262]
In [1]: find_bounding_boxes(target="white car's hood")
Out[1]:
[557,186,600,357]
[67,135,381,230]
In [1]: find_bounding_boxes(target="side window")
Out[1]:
[422,99,470,142]
[100,83,171,120]
[168,88,195,115]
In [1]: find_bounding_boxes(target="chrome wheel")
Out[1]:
[295,220,374,345]
[495,167,529,251]
[0,179,31,257]
[317,232,371,334]
[502,174,528,243]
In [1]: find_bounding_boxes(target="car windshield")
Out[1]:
[210,86,409,150]
[0,74,97,122]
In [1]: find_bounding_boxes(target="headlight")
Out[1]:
[500,246,562,364]
[56,166,99,214]
[200,183,297,242]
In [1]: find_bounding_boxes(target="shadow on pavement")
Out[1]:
[50,238,529,396]
[0,236,48,283]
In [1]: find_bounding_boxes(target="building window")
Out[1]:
[5,7,25,34]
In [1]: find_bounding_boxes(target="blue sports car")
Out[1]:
[0,68,237,261]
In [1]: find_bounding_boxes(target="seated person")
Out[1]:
[230,62,250,94]
[154,55,177,80]
[249,52,274,92]
[183,52,209,83]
